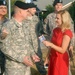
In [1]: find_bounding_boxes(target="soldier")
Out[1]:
[43,0,74,75]
[23,3,46,75]
[1,1,40,75]
[0,0,9,75]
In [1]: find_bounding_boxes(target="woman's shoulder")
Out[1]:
[64,29,73,38]
[53,27,62,37]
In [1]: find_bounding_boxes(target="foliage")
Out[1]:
[45,5,54,14]
[44,5,54,19]
[39,5,54,21]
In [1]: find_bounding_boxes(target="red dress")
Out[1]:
[48,27,73,75]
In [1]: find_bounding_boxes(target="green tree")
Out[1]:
[44,5,54,19]
[68,1,75,28]
[45,5,54,14]
[39,5,54,21]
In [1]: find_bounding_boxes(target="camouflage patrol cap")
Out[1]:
[0,0,7,6]
[53,0,63,6]
[14,1,29,10]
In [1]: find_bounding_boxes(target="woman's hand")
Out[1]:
[43,41,52,47]
[44,57,49,66]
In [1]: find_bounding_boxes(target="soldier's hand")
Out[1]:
[68,45,73,59]
[2,28,8,34]
[31,54,40,62]
[1,28,8,39]
[69,45,73,51]
[23,56,33,66]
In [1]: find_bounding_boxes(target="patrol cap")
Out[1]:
[0,0,7,6]
[53,0,63,6]
[27,3,37,8]
[14,1,29,10]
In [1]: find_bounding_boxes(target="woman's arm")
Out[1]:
[43,35,71,54]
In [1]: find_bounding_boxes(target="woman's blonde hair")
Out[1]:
[57,10,71,30]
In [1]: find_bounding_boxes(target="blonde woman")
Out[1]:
[43,10,73,75]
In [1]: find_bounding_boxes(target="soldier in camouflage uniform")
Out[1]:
[43,0,74,75]
[0,1,9,75]
[1,1,40,75]
[23,3,46,75]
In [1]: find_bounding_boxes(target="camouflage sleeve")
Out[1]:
[28,40,36,56]
[70,18,74,47]
[30,22,38,53]
[43,17,48,34]
[43,16,50,36]
[24,21,36,57]
[1,24,27,63]
[25,32,36,57]
[36,20,45,37]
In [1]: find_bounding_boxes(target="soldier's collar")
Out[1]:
[27,16,33,20]
[12,17,22,27]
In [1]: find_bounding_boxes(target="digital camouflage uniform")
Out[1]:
[44,12,56,39]
[24,15,47,75]
[0,17,9,75]
[44,12,74,75]
[1,17,36,75]
[24,15,38,53]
